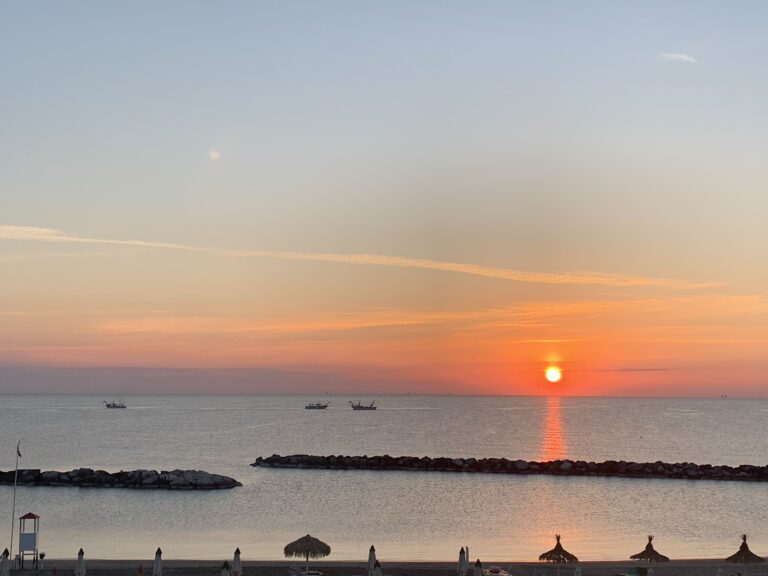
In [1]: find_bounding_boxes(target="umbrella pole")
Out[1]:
[306,553,309,576]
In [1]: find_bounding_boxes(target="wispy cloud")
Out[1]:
[660,52,697,63]
[0,224,719,289]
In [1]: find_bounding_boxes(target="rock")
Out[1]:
[0,468,241,490]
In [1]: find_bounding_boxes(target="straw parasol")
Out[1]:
[1,549,9,576]
[284,534,331,576]
[539,535,578,576]
[232,548,242,576]
[726,535,764,565]
[630,536,670,563]
[367,545,377,576]
[472,559,482,576]
[373,560,382,576]
[221,561,231,576]
[74,548,86,576]
[152,548,162,576]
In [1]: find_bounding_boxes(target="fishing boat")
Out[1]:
[348,400,377,410]
[305,401,329,409]
[103,400,126,409]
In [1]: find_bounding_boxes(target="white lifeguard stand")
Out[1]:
[18,512,40,569]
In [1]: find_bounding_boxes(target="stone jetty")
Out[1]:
[252,454,768,483]
[0,468,241,489]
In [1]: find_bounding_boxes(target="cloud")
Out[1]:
[0,224,719,289]
[660,52,697,63]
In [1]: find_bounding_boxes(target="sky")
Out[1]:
[1,1,767,396]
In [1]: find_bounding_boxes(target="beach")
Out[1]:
[20,558,764,576]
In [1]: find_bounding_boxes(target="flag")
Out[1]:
[16,442,21,458]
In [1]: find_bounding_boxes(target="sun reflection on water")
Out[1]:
[541,396,567,461]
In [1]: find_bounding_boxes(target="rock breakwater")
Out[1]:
[252,454,768,482]
[0,468,241,489]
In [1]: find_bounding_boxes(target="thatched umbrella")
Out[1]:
[539,535,578,576]
[630,536,670,563]
[284,534,331,576]
[726,534,764,574]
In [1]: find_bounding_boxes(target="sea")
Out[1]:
[1,394,767,562]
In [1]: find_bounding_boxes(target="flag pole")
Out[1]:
[10,440,20,563]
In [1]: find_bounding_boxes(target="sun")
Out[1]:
[545,366,562,383]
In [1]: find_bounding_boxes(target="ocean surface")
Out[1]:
[1,394,768,562]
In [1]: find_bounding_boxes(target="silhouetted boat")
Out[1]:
[305,402,329,410]
[103,400,126,409]
[348,400,377,410]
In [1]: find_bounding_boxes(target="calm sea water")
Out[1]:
[1,394,767,562]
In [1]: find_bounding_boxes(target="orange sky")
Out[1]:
[2,3,767,395]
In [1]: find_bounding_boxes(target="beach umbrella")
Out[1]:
[152,548,162,576]
[373,560,382,576]
[221,561,231,576]
[473,559,482,576]
[539,535,578,576]
[284,534,331,576]
[232,547,242,576]
[630,536,670,563]
[726,535,764,564]
[367,545,377,576]
[1,548,9,576]
[74,548,86,576]
[457,547,467,576]
[726,534,764,575]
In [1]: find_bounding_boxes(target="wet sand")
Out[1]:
[25,559,766,576]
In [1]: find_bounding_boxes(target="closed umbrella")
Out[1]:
[630,536,670,563]
[221,561,231,576]
[457,547,467,576]
[373,560,382,576]
[284,534,331,576]
[74,548,86,576]
[473,559,482,576]
[152,548,162,576]
[1,548,9,576]
[367,545,377,576]
[232,548,242,576]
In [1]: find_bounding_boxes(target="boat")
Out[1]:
[103,400,126,409]
[305,401,329,409]
[348,400,377,410]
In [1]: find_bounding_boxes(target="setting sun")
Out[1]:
[545,367,562,383]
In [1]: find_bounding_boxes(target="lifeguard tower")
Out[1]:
[18,512,40,569]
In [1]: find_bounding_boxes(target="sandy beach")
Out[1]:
[21,559,766,576]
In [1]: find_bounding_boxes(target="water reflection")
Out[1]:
[541,396,567,461]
